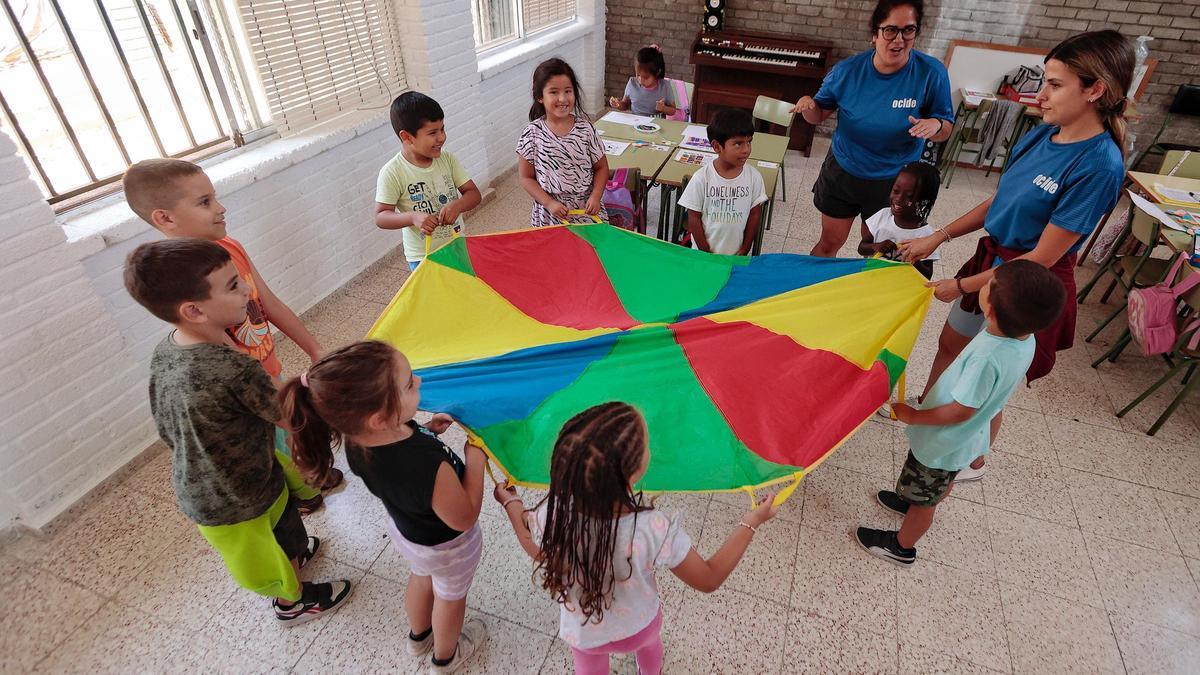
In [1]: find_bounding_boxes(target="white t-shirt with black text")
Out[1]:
[677,162,768,256]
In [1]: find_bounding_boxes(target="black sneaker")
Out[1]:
[876,490,910,516]
[853,527,916,566]
[298,536,320,569]
[273,580,353,626]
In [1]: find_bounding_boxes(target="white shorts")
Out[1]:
[385,520,483,601]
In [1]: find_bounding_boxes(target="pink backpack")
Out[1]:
[602,168,640,231]
[1127,252,1200,356]
[666,79,690,122]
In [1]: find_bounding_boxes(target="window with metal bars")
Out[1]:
[471,0,576,51]
[0,0,406,209]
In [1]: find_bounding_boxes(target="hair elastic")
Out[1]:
[299,372,310,388]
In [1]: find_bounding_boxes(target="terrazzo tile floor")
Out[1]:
[4,137,1200,673]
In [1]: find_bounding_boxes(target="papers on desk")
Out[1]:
[756,161,779,169]
[679,124,711,151]
[674,149,716,167]
[1129,190,1192,233]
[650,144,672,152]
[600,111,653,127]
[602,139,630,156]
[1154,183,1200,206]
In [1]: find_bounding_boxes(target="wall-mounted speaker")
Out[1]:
[703,0,725,31]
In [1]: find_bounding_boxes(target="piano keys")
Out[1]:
[689,29,831,156]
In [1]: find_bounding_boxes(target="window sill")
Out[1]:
[477,20,592,81]
[62,109,395,256]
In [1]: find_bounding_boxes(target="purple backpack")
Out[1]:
[1127,252,1200,356]
[602,168,640,231]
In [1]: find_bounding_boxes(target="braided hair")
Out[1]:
[898,161,941,225]
[531,402,651,624]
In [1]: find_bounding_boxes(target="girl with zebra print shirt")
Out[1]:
[517,58,610,227]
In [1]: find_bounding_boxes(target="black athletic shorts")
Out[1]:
[811,153,896,222]
[274,498,309,561]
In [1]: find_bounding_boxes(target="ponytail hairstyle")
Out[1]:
[529,57,587,121]
[635,45,666,81]
[897,161,941,225]
[1045,30,1135,157]
[532,402,651,623]
[278,340,407,486]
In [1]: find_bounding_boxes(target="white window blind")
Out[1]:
[522,0,574,33]
[237,0,406,134]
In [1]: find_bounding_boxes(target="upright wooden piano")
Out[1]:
[689,29,831,156]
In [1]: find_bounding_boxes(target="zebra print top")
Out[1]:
[516,116,607,227]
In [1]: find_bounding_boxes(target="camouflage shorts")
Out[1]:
[895,450,958,507]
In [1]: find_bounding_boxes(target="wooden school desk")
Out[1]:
[1127,171,1200,253]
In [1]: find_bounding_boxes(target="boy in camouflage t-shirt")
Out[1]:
[125,239,351,627]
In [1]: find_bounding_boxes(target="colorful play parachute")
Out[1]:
[368,224,931,500]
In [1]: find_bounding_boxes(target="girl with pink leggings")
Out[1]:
[494,402,781,674]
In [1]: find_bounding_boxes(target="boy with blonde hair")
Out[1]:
[123,159,341,513]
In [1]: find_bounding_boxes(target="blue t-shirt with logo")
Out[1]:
[984,124,1124,253]
[814,49,953,180]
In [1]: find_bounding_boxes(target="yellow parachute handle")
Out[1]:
[772,472,804,507]
[743,471,805,509]
[559,208,604,225]
[422,218,462,257]
[889,371,908,421]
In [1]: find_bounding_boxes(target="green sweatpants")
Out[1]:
[197,487,303,602]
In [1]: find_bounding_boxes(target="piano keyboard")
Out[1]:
[697,49,798,68]
[745,44,823,61]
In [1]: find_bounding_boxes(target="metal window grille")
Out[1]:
[0,0,259,206]
[237,0,408,136]
[471,0,574,51]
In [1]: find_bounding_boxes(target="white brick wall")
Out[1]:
[0,0,606,531]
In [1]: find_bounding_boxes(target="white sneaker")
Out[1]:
[407,629,434,657]
[955,464,987,482]
[429,618,488,673]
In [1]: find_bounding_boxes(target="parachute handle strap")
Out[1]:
[463,428,501,485]
[742,471,805,509]
[559,209,604,225]
[423,220,463,257]
[889,371,908,421]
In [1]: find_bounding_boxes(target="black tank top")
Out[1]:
[348,421,466,546]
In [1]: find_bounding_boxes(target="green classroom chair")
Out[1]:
[752,95,794,202]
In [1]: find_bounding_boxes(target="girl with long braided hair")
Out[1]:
[494,402,780,675]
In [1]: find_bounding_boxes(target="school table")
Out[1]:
[604,143,673,234]
[1127,171,1200,253]
[595,118,691,146]
[748,132,789,165]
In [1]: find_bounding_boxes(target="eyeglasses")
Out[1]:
[878,25,919,41]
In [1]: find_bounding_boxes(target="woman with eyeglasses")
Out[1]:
[792,0,953,258]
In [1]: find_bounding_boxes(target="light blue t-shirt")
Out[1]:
[984,124,1124,254]
[814,49,953,180]
[623,78,675,117]
[907,330,1035,471]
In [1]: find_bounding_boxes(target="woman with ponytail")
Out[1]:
[895,30,1132,481]
[280,340,490,672]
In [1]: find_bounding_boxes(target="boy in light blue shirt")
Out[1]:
[856,260,1066,566]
